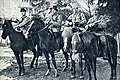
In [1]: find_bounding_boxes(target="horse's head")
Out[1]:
[62,27,73,52]
[71,33,84,54]
[1,19,12,39]
[71,33,84,61]
[63,37,72,52]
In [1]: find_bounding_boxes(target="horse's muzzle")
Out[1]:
[1,35,7,39]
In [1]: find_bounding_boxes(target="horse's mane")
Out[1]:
[5,19,27,38]
[33,18,45,25]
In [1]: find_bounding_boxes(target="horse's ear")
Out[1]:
[2,18,6,24]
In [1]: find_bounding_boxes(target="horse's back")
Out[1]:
[30,18,46,32]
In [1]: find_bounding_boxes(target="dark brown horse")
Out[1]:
[71,31,117,80]
[1,19,58,77]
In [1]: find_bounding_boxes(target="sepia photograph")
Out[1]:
[0,0,120,80]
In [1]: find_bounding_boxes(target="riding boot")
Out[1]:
[56,39,60,52]
[54,32,61,52]
[100,36,108,60]
[103,43,108,60]
[28,35,35,50]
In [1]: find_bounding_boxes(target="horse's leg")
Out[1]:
[70,52,76,79]
[113,58,117,79]
[79,53,84,79]
[108,59,114,80]
[35,45,42,68]
[86,59,92,80]
[92,58,97,80]
[44,50,51,76]
[84,57,87,70]
[112,45,117,79]
[20,51,25,75]
[30,48,37,68]
[109,58,117,80]
[62,51,69,72]
[35,54,39,68]
[50,52,58,77]
[14,51,22,76]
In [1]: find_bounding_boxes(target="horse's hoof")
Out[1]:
[54,69,58,77]
[53,74,58,77]
[110,76,117,80]
[35,63,38,68]
[83,67,86,70]
[17,73,21,76]
[113,76,117,79]
[80,76,84,79]
[21,72,25,76]
[35,65,37,68]
[30,65,34,68]
[62,67,67,72]
[71,75,76,79]
[45,69,50,76]
[70,68,73,71]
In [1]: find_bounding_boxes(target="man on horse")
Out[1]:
[68,5,86,31]
[87,22,108,60]
[48,5,62,52]
[15,8,35,50]
[15,8,31,35]
[95,23,109,60]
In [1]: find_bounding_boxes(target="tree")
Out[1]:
[78,0,120,36]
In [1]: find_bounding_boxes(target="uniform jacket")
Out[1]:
[49,12,62,32]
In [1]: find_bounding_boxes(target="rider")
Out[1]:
[95,23,108,60]
[68,5,87,32]
[87,18,108,60]
[16,8,31,35]
[48,5,62,52]
[86,8,109,60]
[15,8,35,50]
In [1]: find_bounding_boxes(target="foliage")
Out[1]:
[82,0,120,35]
[30,0,120,35]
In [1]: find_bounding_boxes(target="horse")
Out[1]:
[61,26,85,79]
[61,26,73,72]
[71,31,117,80]
[1,18,58,77]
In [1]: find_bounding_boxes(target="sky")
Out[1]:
[0,0,98,18]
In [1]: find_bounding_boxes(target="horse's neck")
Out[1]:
[9,28,25,43]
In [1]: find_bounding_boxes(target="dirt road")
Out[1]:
[0,47,120,80]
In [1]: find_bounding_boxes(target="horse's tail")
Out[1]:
[106,35,117,59]
[88,36,98,58]
[37,33,43,56]
[107,35,117,53]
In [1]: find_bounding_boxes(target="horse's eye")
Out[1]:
[4,25,6,27]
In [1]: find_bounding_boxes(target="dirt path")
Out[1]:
[0,47,120,80]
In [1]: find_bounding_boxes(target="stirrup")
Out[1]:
[103,54,108,60]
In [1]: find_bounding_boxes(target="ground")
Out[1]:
[0,47,120,80]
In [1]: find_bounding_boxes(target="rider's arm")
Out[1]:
[67,14,72,21]
[17,17,30,27]
[52,15,62,26]
[80,13,87,24]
